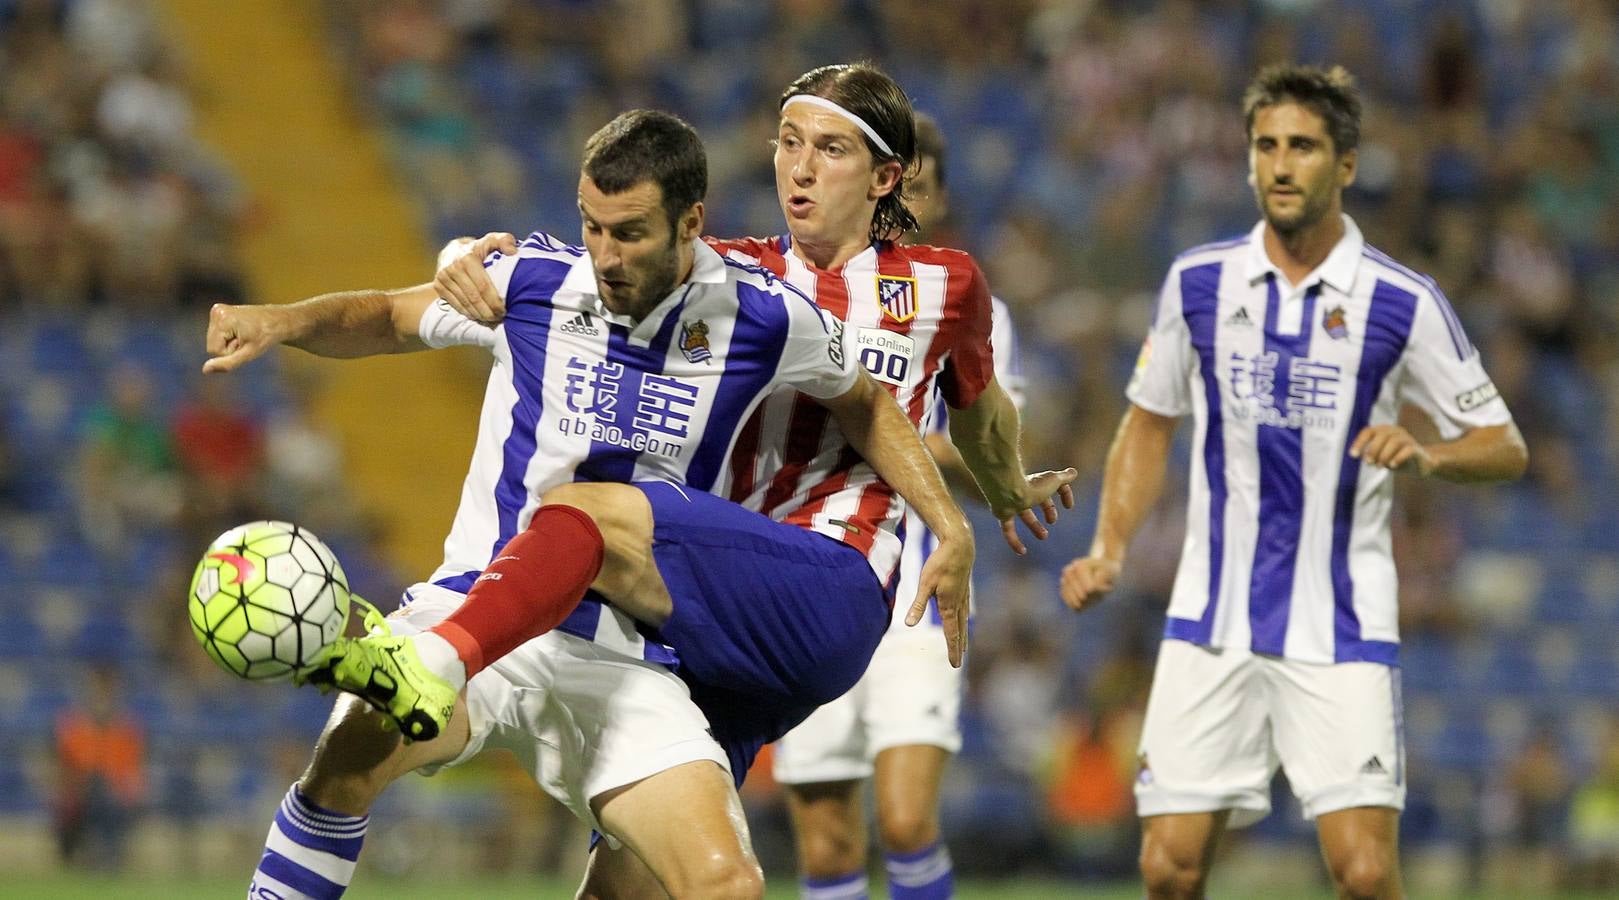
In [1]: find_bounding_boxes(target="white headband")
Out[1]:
[781,94,897,158]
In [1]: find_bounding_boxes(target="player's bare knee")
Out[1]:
[1139,838,1208,900]
[876,807,938,855]
[542,482,645,534]
[800,828,864,878]
[1330,849,1396,900]
[670,855,764,900]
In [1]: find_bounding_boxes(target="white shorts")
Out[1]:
[773,623,962,785]
[1135,639,1405,827]
[389,583,731,841]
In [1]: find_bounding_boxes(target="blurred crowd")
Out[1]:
[2,0,1617,892]
[0,0,402,877]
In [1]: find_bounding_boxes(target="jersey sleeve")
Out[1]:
[775,291,859,399]
[1125,267,1195,417]
[418,249,521,351]
[937,259,995,409]
[1398,285,1512,439]
[989,296,1026,413]
[418,298,497,349]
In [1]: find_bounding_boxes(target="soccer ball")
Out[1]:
[188,520,353,681]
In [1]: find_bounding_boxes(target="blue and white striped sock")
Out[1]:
[802,868,869,900]
[886,842,953,899]
[248,784,368,900]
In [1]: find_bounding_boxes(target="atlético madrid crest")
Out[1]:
[876,275,917,323]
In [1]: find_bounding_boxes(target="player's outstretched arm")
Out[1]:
[1350,421,1528,483]
[203,284,439,373]
[1060,403,1178,614]
[946,378,1077,555]
[434,232,519,323]
[820,371,975,667]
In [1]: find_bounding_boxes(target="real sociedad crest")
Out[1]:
[680,319,712,363]
[1322,305,1349,340]
[876,275,917,323]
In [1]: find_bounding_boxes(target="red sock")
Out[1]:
[429,504,604,679]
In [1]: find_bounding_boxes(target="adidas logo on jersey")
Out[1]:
[560,312,600,336]
[1224,306,1254,327]
[1360,755,1387,776]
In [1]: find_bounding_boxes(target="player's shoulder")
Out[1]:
[1359,242,1475,356]
[705,234,779,264]
[709,242,817,315]
[889,242,988,313]
[887,240,979,276]
[506,230,587,263]
[1358,242,1442,300]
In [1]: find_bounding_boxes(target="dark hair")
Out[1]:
[1242,64,1363,154]
[780,62,918,242]
[913,112,947,188]
[581,109,707,228]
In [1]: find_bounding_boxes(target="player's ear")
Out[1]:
[1338,147,1357,189]
[869,159,903,200]
[678,202,704,242]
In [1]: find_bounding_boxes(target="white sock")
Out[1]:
[410,631,468,690]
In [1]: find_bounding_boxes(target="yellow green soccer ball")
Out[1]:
[188,520,352,681]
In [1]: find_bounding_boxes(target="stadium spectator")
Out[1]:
[1568,714,1619,891]
[51,664,147,871]
[76,363,181,555]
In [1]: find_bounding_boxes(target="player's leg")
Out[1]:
[1316,807,1403,900]
[864,623,964,899]
[585,760,764,900]
[249,692,471,900]
[1139,811,1229,900]
[310,482,656,740]
[873,745,953,898]
[577,839,669,900]
[1133,640,1273,898]
[784,780,869,897]
[429,481,672,674]
[1268,657,1406,899]
[775,684,873,898]
[249,583,511,900]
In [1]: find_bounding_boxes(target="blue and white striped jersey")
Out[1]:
[417,233,856,663]
[1129,216,1513,665]
[893,296,1025,631]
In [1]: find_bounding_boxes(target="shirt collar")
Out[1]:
[1244,213,1363,294]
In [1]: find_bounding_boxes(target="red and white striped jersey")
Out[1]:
[708,234,995,584]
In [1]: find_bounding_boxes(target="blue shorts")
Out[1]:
[636,482,891,782]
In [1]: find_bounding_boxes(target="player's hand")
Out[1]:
[1349,424,1434,476]
[907,532,973,668]
[996,468,1079,555]
[204,303,283,373]
[435,231,518,323]
[1059,556,1121,613]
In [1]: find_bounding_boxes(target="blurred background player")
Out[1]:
[1060,65,1528,900]
[769,112,1025,900]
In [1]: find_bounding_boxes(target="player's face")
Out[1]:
[1248,102,1356,235]
[577,175,701,319]
[774,104,901,253]
[905,155,947,240]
